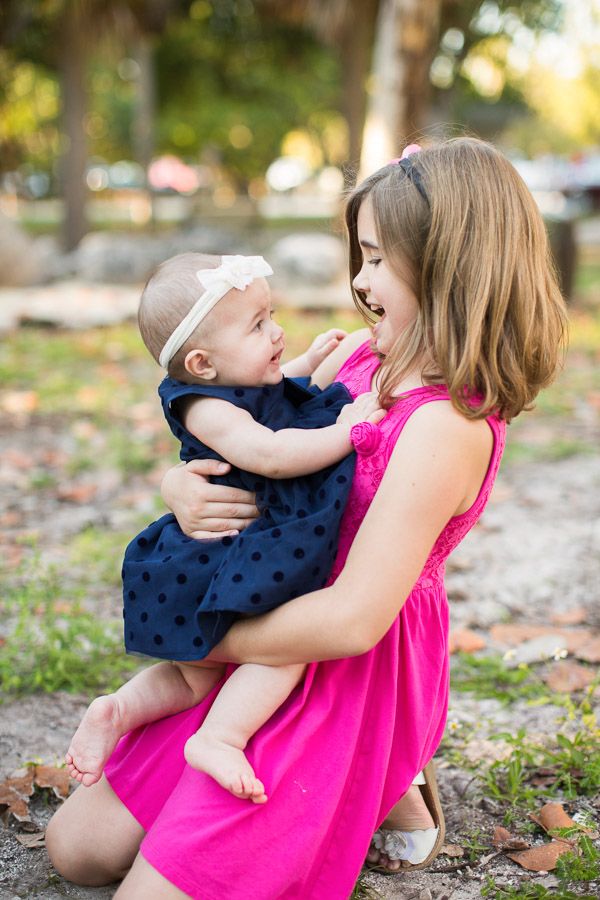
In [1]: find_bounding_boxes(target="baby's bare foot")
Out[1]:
[65,695,124,787]
[184,730,267,804]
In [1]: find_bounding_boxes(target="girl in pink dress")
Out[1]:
[46,138,567,899]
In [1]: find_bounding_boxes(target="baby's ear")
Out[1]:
[184,349,217,381]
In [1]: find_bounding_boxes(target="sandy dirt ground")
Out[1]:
[1,449,599,899]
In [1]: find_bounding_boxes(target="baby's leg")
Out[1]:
[66,660,225,787]
[184,662,306,803]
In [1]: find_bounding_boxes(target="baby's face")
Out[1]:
[203,279,286,387]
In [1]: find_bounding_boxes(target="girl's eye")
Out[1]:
[368,258,382,267]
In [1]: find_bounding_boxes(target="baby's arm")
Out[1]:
[281,328,347,379]
[183,394,383,479]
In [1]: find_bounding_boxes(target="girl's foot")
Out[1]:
[65,695,124,787]
[184,731,268,804]
[366,784,438,872]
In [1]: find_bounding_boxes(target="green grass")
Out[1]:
[451,653,545,704]
[0,554,139,698]
[482,877,597,900]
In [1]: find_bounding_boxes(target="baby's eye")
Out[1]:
[254,320,264,331]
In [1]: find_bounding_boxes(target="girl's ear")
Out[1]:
[184,349,217,381]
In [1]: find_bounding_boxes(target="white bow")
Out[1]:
[197,255,273,292]
[158,255,273,369]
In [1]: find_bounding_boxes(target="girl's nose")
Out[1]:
[353,266,369,293]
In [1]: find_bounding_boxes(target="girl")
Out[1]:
[47,138,567,898]
[66,251,382,803]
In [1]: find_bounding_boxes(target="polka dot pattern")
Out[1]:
[123,376,355,662]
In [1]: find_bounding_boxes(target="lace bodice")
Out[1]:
[330,341,506,587]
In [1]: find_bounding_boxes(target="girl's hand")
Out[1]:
[337,391,385,428]
[305,328,348,371]
[161,460,259,540]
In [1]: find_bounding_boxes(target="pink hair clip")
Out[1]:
[389,143,423,165]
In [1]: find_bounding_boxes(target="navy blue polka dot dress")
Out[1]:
[122,376,355,661]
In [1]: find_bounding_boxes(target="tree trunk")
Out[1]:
[131,32,157,224]
[59,6,88,251]
[339,0,379,184]
[359,0,441,177]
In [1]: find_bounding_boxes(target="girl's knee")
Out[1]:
[45,799,130,885]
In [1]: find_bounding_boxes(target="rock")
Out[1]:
[269,233,345,284]
[0,212,45,286]
[70,226,248,284]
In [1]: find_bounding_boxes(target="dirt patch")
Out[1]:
[1,453,599,898]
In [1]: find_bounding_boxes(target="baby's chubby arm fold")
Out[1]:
[183,392,384,479]
[208,403,488,665]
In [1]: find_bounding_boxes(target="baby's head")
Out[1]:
[139,251,283,386]
[139,252,219,379]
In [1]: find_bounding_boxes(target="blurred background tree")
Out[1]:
[0,0,597,249]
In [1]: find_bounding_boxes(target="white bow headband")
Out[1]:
[158,255,274,369]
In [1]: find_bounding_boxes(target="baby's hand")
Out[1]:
[337,392,385,427]
[306,328,348,371]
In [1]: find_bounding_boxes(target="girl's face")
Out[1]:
[203,278,285,386]
[352,197,419,356]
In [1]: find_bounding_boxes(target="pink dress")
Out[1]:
[105,341,505,899]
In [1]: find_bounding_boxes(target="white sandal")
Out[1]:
[366,760,445,873]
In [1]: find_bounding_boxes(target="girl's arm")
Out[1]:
[183,392,383,479]
[208,402,493,665]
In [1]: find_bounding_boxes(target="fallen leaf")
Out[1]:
[490,624,598,655]
[551,608,588,626]
[15,831,46,849]
[75,386,102,408]
[544,661,595,693]
[0,770,35,823]
[575,637,600,664]
[529,767,561,789]
[492,826,531,851]
[56,483,98,504]
[33,765,70,800]
[440,844,465,858]
[0,543,24,569]
[1,391,39,416]
[531,802,598,839]
[449,628,487,654]
[507,839,573,872]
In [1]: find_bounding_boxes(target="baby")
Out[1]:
[66,252,382,802]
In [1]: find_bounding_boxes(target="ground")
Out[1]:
[1,285,599,898]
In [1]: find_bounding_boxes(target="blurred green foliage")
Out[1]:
[0,0,342,186]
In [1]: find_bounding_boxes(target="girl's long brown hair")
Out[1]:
[345,137,568,421]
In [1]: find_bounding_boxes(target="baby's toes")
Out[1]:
[231,774,250,797]
[251,781,267,805]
